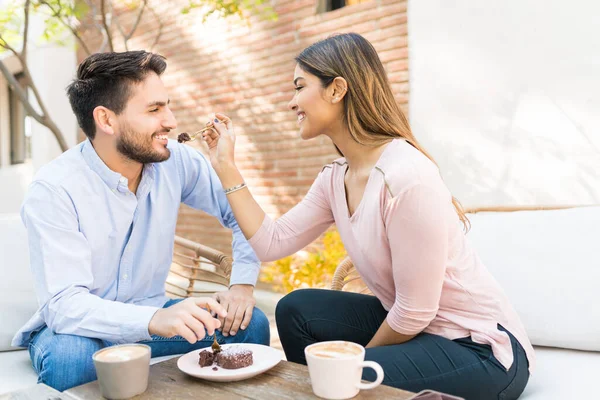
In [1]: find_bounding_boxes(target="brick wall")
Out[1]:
[79,0,408,258]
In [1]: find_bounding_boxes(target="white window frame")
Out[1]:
[317,0,369,13]
[0,54,28,168]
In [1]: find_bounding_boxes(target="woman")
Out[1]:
[203,33,534,399]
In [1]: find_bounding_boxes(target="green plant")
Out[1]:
[260,229,347,293]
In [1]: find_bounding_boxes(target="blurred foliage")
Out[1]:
[0,0,277,54]
[260,229,347,294]
[1,1,90,51]
[182,0,278,22]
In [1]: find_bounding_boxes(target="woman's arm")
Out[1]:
[372,183,450,346]
[212,161,265,240]
[200,114,265,239]
[366,319,416,348]
[201,114,335,261]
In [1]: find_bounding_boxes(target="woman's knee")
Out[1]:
[275,289,322,322]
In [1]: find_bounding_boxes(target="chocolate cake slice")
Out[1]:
[198,349,214,367]
[177,132,191,143]
[214,347,253,369]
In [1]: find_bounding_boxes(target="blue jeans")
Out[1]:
[28,299,270,391]
[276,289,530,400]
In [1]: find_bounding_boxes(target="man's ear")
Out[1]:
[329,76,348,104]
[93,106,116,136]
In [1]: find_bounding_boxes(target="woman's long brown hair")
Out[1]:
[296,33,469,230]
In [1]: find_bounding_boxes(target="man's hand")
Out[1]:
[213,285,256,336]
[148,297,227,344]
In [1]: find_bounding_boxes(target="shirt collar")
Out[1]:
[81,139,122,191]
[80,140,156,194]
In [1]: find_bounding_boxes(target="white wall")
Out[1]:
[0,163,34,213]
[28,45,78,171]
[0,2,77,213]
[408,0,600,207]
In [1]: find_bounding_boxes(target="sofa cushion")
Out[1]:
[519,346,600,399]
[0,349,38,394]
[0,214,38,351]
[466,206,600,351]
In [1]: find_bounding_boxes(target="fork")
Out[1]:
[180,126,214,142]
[211,334,222,354]
[206,305,222,354]
[182,115,230,142]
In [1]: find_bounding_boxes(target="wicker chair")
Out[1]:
[329,205,578,292]
[166,235,232,298]
[331,256,372,293]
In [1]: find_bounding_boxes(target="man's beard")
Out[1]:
[116,126,171,164]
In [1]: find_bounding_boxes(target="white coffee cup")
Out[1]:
[305,341,384,399]
[92,344,151,400]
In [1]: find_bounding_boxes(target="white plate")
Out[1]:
[177,344,283,382]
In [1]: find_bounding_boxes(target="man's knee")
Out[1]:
[225,307,271,346]
[235,307,270,345]
[32,332,104,391]
[251,307,270,331]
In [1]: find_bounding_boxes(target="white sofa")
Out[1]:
[2,207,600,397]
[0,214,39,394]
[466,206,600,399]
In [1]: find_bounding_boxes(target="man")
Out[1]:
[12,51,270,391]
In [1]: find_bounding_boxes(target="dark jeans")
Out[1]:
[276,289,529,400]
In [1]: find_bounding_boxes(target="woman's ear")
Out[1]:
[93,106,116,137]
[330,76,348,104]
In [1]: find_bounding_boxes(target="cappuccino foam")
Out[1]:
[307,342,362,359]
[95,346,149,362]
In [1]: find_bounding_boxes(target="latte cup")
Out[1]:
[305,341,384,399]
[92,344,151,399]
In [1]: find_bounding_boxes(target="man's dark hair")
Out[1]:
[66,51,167,140]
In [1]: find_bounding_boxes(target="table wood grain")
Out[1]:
[0,384,74,400]
[65,358,414,399]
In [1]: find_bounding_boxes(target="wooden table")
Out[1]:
[0,384,74,400]
[65,358,414,399]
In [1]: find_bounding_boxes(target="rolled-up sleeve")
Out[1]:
[176,144,260,286]
[21,182,159,343]
[384,184,449,335]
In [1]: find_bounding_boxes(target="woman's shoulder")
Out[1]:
[375,139,446,197]
[319,157,347,177]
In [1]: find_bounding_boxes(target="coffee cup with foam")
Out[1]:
[304,341,384,399]
[92,344,151,399]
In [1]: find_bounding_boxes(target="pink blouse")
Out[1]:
[248,139,535,372]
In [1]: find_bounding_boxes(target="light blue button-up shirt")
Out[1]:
[12,139,260,347]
